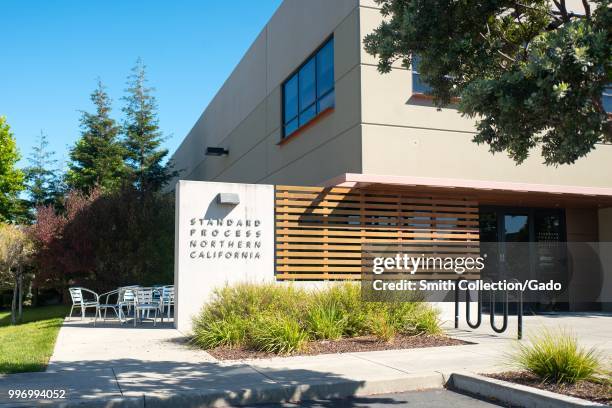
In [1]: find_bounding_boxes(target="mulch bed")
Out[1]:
[207,334,470,361]
[486,371,612,405]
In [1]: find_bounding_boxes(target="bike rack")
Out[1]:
[465,283,482,329]
[454,278,523,339]
[489,285,508,333]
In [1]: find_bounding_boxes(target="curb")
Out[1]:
[448,372,607,408]
[23,372,445,407]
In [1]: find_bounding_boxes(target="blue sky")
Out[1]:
[0,0,282,168]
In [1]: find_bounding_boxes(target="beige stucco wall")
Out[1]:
[358,3,612,188]
[171,0,611,190]
[170,0,362,187]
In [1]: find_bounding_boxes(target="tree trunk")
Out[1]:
[11,276,17,325]
[18,271,24,323]
[32,285,38,307]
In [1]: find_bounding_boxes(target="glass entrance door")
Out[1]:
[479,207,568,312]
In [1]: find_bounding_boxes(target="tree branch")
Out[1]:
[581,0,591,20]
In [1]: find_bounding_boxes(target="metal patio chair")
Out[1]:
[68,287,99,320]
[93,289,121,326]
[159,285,175,322]
[118,286,138,323]
[133,287,161,327]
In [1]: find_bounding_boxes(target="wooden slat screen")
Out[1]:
[275,185,480,281]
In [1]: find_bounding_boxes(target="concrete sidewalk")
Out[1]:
[0,314,610,406]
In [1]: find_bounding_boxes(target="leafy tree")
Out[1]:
[363,0,611,165]
[122,59,177,193]
[24,131,60,210]
[67,80,126,193]
[0,223,34,324]
[32,187,174,295]
[0,116,25,222]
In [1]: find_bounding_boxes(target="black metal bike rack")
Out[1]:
[454,279,523,339]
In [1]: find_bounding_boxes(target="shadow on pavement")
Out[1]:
[1,358,369,406]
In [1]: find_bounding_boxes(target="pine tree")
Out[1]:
[67,80,126,193]
[122,59,176,193]
[0,116,25,222]
[24,131,59,209]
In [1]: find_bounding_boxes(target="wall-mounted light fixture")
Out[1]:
[216,193,240,205]
[205,147,229,156]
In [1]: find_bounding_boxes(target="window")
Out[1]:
[411,55,432,95]
[604,85,612,113]
[282,38,334,138]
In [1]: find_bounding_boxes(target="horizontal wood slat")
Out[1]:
[275,185,480,281]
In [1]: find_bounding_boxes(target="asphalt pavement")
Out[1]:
[248,389,507,407]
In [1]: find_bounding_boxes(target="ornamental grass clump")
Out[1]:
[250,314,308,354]
[510,329,603,384]
[306,302,347,340]
[191,313,246,349]
[191,282,443,354]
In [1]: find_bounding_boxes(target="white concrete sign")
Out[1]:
[174,180,274,333]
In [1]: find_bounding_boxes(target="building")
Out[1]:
[170,0,612,311]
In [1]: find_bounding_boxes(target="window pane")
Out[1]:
[317,39,334,98]
[299,103,316,126]
[412,55,432,94]
[317,89,334,112]
[412,55,422,72]
[284,118,298,137]
[299,58,316,111]
[603,86,612,113]
[283,74,298,124]
[412,73,432,94]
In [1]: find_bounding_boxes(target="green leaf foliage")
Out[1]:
[66,81,127,193]
[363,0,612,165]
[24,131,62,211]
[122,59,178,193]
[0,117,25,222]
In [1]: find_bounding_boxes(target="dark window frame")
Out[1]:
[281,36,335,139]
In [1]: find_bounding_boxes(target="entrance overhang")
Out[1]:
[322,173,612,208]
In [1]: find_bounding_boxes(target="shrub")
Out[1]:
[388,302,442,336]
[306,302,347,340]
[192,282,443,354]
[310,282,374,336]
[206,283,308,321]
[510,329,603,384]
[191,313,246,349]
[250,314,308,354]
[368,313,396,342]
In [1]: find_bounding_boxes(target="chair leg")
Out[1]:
[81,306,85,320]
[134,309,137,327]
[154,309,158,327]
[69,305,74,321]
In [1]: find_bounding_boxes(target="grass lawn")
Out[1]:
[0,305,68,374]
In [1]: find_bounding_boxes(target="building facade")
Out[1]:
[170,0,612,310]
